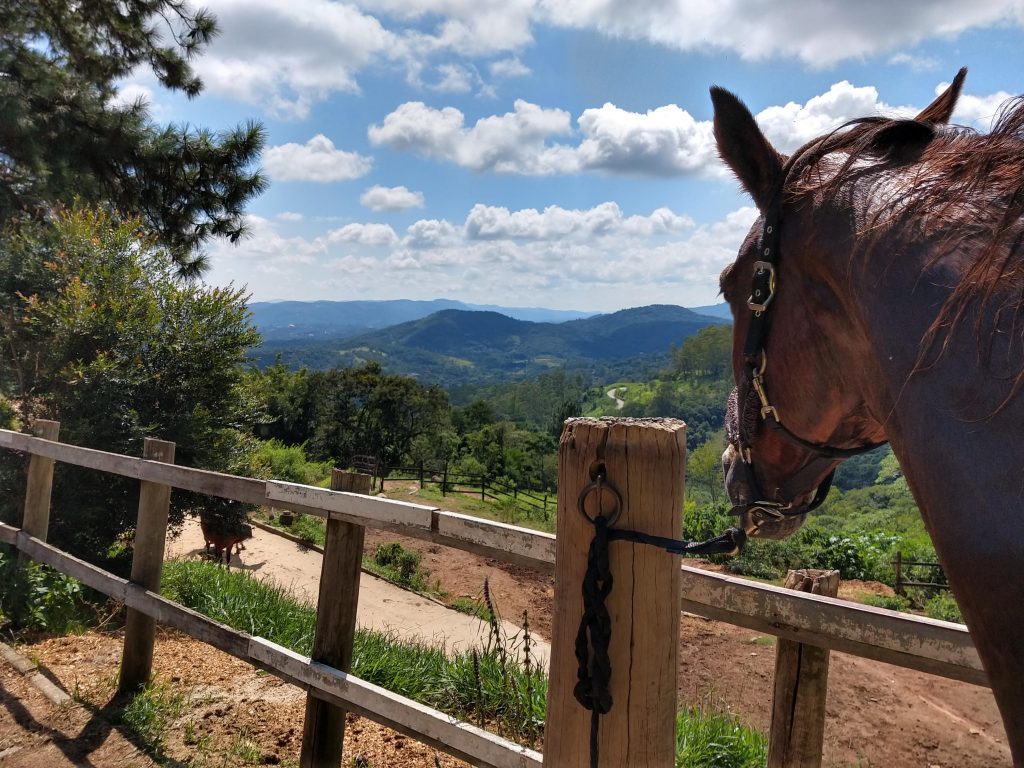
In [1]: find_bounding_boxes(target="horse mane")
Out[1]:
[783,96,1024,411]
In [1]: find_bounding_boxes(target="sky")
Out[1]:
[119,1,1024,313]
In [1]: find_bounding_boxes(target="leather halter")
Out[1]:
[730,196,887,528]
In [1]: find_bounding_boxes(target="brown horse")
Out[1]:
[712,69,1024,763]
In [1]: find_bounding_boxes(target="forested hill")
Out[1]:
[250,299,594,341]
[252,304,727,386]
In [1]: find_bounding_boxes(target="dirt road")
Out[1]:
[166,517,551,667]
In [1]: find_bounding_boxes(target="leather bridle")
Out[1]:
[729,195,887,530]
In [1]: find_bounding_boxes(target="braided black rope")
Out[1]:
[573,513,614,768]
[572,491,747,766]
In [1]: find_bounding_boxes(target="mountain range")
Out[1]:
[250,301,730,386]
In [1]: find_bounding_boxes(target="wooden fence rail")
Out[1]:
[0,424,990,766]
[0,522,542,768]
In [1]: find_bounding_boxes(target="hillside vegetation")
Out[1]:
[252,304,724,386]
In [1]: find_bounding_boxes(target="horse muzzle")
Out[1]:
[722,443,810,540]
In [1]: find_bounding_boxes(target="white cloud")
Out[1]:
[263,135,373,182]
[373,78,1018,177]
[951,87,1017,129]
[327,223,400,247]
[199,0,397,119]
[463,202,693,240]
[430,63,476,93]
[888,52,940,72]
[403,219,460,248]
[537,0,1019,68]
[366,90,864,177]
[361,185,426,211]
[489,57,531,78]
[202,201,761,308]
[276,211,305,222]
[575,103,718,176]
[369,100,577,174]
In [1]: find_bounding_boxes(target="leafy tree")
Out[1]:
[1,0,266,272]
[0,207,262,566]
[278,363,450,469]
[669,324,732,379]
[687,431,725,503]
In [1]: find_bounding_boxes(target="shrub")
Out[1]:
[862,593,911,612]
[0,546,91,634]
[372,542,426,590]
[924,592,964,624]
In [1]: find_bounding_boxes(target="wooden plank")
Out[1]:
[546,417,685,767]
[14,530,131,603]
[436,511,555,568]
[0,429,265,504]
[121,438,176,692]
[301,470,369,768]
[0,522,16,545]
[679,564,986,685]
[768,569,840,768]
[21,421,60,550]
[250,637,543,768]
[266,480,434,528]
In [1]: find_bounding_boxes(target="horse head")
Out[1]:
[711,70,966,539]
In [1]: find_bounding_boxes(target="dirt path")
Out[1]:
[166,518,551,667]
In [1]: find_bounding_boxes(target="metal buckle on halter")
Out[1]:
[750,355,780,422]
[747,261,776,313]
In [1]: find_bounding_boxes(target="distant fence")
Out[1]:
[382,462,553,520]
[893,550,950,594]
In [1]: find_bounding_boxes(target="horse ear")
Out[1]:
[915,67,967,125]
[868,120,936,162]
[711,86,783,211]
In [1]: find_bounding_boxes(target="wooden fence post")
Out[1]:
[119,437,176,693]
[300,469,371,768]
[893,551,904,595]
[20,420,60,562]
[545,417,685,767]
[767,568,841,768]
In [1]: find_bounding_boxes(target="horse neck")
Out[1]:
[840,234,1024,521]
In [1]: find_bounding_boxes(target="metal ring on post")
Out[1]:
[577,475,623,527]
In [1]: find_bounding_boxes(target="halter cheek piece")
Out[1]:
[731,196,887,531]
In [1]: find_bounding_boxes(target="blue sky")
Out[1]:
[120,1,1024,312]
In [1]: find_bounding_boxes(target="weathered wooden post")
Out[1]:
[300,469,371,768]
[767,568,841,768]
[20,420,60,562]
[119,437,176,693]
[545,417,685,767]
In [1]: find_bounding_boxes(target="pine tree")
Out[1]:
[0,0,266,274]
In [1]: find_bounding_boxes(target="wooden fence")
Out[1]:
[0,422,988,767]
[892,550,951,594]
[381,463,553,519]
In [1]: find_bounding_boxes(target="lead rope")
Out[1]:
[573,472,746,767]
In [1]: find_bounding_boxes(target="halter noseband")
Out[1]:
[731,195,887,529]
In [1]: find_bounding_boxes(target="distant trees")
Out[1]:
[250,362,450,469]
[670,325,732,379]
[1,0,266,273]
[0,208,261,566]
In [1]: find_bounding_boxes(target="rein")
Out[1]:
[731,195,887,528]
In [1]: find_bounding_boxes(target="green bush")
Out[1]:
[373,542,423,586]
[798,530,899,582]
[862,593,912,612]
[253,440,331,486]
[0,546,91,634]
[924,592,963,623]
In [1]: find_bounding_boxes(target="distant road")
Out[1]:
[606,387,625,410]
